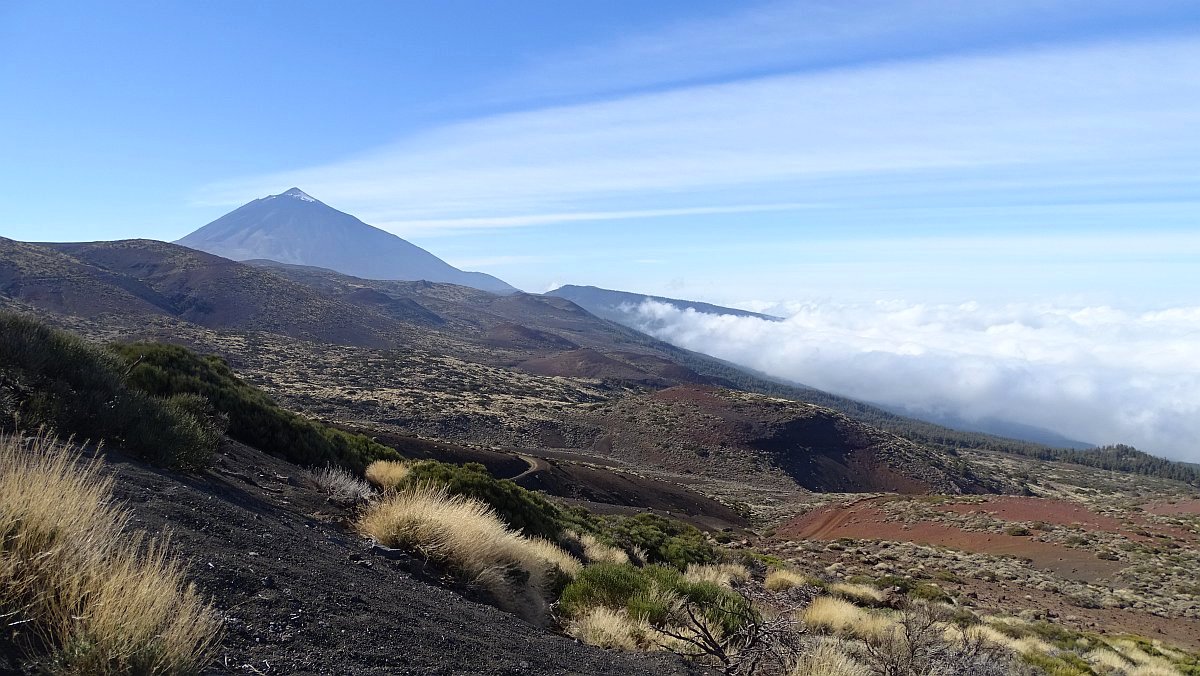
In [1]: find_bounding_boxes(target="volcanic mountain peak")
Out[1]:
[176,189,517,294]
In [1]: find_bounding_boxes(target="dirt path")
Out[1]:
[508,452,547,481]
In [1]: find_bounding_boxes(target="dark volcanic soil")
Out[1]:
[94,440,692,676]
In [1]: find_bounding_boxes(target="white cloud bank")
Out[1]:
[626,300,1200,462]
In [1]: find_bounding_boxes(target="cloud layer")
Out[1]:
[626,299,1200,462]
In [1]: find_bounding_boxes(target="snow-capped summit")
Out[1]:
[278,187,317,203]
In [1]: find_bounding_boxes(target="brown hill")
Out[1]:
[13,239,408,347]
[581,385,985,495]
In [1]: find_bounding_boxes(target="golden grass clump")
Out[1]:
[1128,665,1185,676]
[1086,648,1134,672]
[790,638,871,676]
[570,531,630,565]
[766,568,817,591]
[684,562,750,588]
[356,484,580,620]
[1106,640,1186,676]
[0,434,220,673]
[364,459,412,491]
[802,596,895,641]
[828,582,885,605]
[567,607,646,651]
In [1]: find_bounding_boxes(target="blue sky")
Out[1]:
[3,1,1200,457]
[3,0,1198,306]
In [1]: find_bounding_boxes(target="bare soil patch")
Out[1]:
[778,500,1123,581]
[1145,498,1200,516]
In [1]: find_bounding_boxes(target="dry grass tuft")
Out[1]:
[567,607,646,651]
[0,433,220,673]
[308,464,373,502]
[684,562,750,588]
[828,582,885,605]
[1106,640,1186,675]
[356,484,580,620]
[1128,666,1185,676]
[364,459,412,491]
[766,568,817,592]
[1086,648,1134,672]
[790,638,871,676]
[802,596,895,641]
[572,531,630,565]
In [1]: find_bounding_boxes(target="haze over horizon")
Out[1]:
[2,1,1198,460]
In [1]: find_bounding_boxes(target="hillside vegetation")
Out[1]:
[0,313,222,469]
[110,341,401,471]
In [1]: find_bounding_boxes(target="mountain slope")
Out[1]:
[546,284,780,322]
[33,239,411,347]
[178,188,516,294]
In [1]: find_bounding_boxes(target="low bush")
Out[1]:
[0,313,222,469]
[0,433,220,672]
[356,485,579,621]
[596,512,716,569]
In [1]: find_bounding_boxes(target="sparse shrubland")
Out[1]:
[110,341,401,471]
[0,433,219,673]
[0,313,223,469]
[356,484,580,621]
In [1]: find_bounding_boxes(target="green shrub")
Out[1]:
[111,341,399,471]
[559,563,755,637]
[559,562,651,616]
[598,513,716,569]
[872,575,914,593]
[909,582,952,603]
[0,313,221,469]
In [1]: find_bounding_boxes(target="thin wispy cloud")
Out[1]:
[626,299,1200,462]
[371,203,817,237]
[198,35,1200,238]
[496,0,1200,103]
